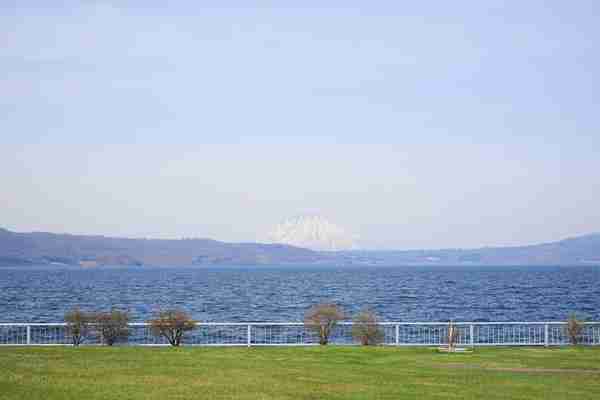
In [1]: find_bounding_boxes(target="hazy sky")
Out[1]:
[1,1,599,249]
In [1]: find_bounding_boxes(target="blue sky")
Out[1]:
[1,1,599,249]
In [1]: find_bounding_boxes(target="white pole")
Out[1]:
[26,325,31,345]
[247,324,251,347]
[544,324,549,347]
[395,324,399,345]
[470,324,474,348]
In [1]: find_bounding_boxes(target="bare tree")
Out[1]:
[352,310,384,346]
[566,313,584,345]
[304,303,344,345]
[148,309,197,346]
[93,309,130,346]
[64,308,92,346]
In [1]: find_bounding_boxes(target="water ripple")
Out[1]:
[0,265,599,322]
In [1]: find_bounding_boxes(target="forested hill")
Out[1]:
[1,227,599,267]
[338,233,600,266]
[0,228,323,266]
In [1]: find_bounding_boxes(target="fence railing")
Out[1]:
[1,322,599,347]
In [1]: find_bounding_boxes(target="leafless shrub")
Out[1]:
[447,320,459,351]
[148,309,197,346]
[93,309,129,346]
[304,303,345,345]
[64,308,92,346]
[352,310,384,346]
[565,313,584,345]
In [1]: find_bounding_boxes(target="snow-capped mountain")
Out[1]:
[267,215,356,251]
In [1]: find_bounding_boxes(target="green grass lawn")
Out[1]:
[1,346,599,399]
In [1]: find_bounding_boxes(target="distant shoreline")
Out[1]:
[1,227,600,267]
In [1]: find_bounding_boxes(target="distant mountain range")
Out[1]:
[0,228,321,267]
[338,233,600,266]
[0,227,599,267]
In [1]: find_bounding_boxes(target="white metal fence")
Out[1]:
[1,322,599,347]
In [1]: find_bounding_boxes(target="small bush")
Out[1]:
[304,303,344,345]
[64,308,92,346]
[352,310,384,346]
[148,309,197,346]
[566,313,584,345]
[447,321,459,351]
[93,309,130,346]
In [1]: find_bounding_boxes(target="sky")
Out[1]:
[1,1,599,249]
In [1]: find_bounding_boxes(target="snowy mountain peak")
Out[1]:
[267,215,356,251]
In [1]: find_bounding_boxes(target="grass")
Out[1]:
[1,346,599,399]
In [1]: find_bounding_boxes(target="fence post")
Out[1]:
[26,325,31,345]
[470,324,474,348]
[395,324,399,346]
[247,324,252,347]
[544,323,549,347]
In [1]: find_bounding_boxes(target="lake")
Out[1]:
[1,265,599,322]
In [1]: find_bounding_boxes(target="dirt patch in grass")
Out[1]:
[492,367,600,374]
[437,364,600,374]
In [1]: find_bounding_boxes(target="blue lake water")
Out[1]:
[1,265,599,323]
